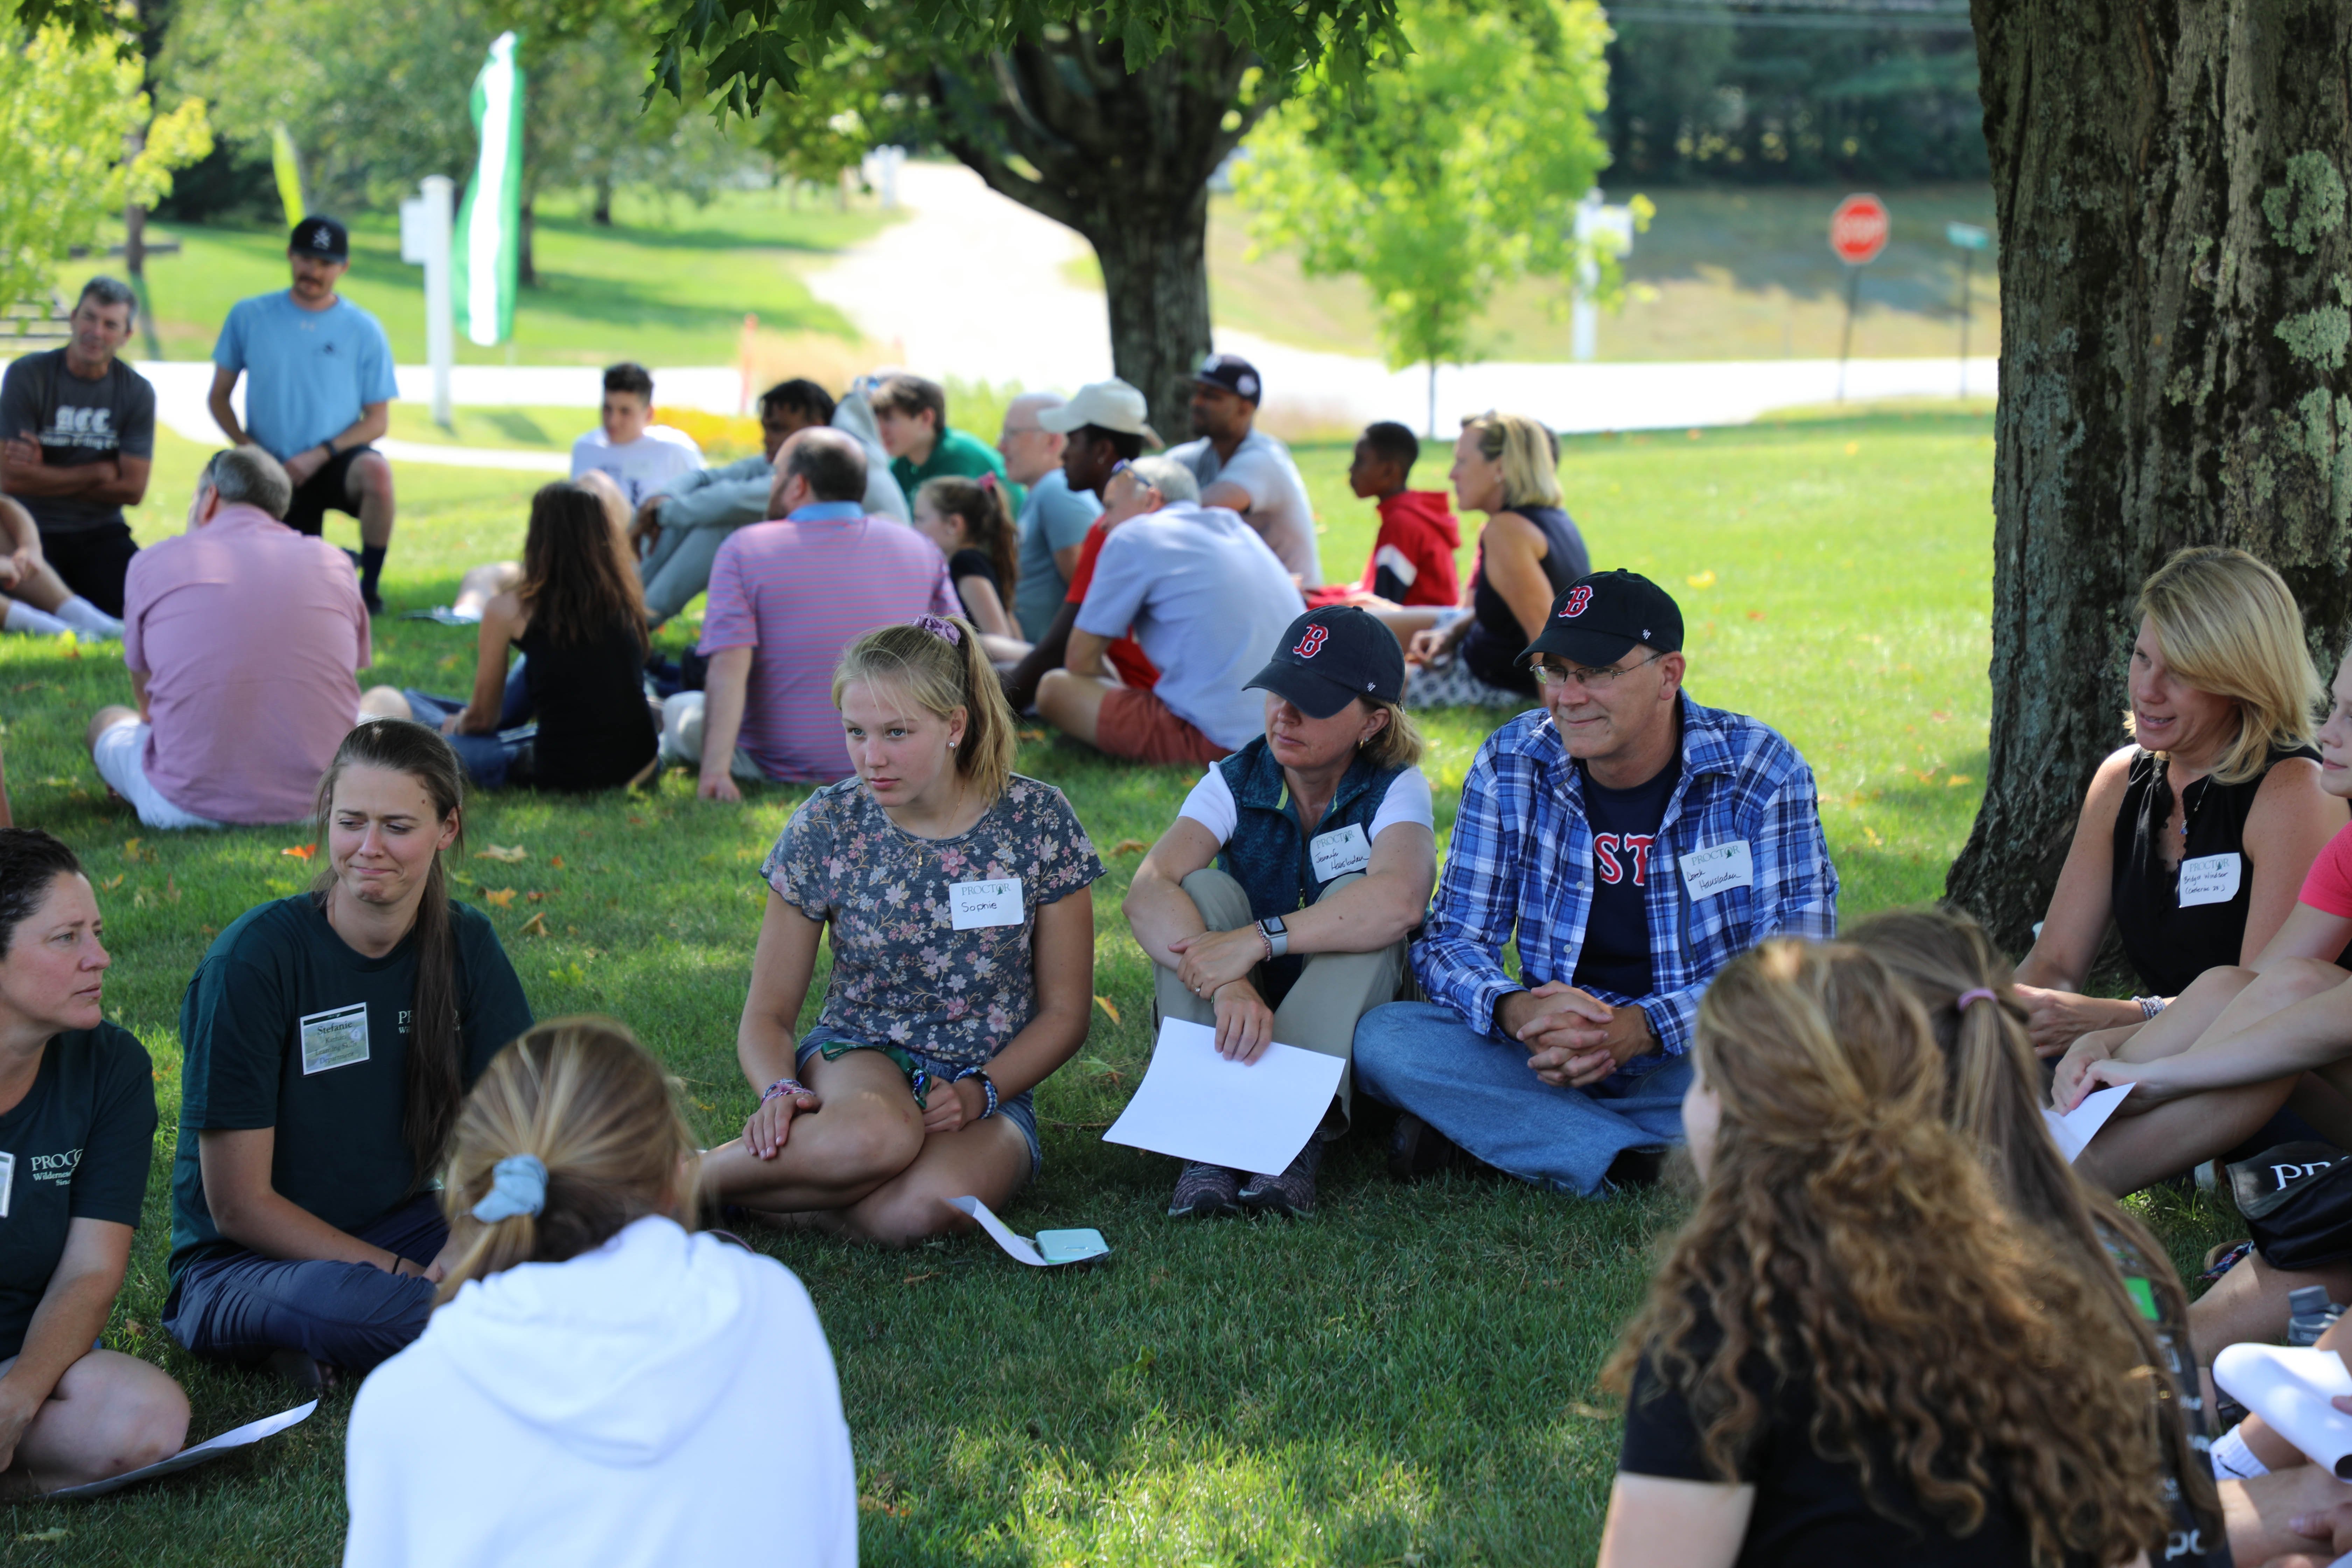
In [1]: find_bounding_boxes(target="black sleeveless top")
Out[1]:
[518,616,658,791]
[1463,504,1591,693]
[2111,743,2320,996]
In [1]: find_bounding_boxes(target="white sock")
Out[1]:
[4,599,72,636]
[53,595,124,638]
[2210,1423,2269,1479]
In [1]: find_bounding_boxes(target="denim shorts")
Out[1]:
[796,1030,1042,1177]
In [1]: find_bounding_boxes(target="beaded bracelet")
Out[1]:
[760,1077,812,1105]
[954,1064,1000,1119]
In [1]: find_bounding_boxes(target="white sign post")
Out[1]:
[398,175,456,430]
[1572,190,1637,364]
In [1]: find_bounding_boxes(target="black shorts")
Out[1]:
[39,521,139,617]
[283,444,378,538]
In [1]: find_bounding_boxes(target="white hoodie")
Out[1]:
[342,1217,855,1568]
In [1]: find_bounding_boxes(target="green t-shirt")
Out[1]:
[169,895,533,1282]
[890,425,1014,508]
[0,1023,156,1359]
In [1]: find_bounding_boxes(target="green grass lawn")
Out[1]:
[1,409,2234,1565]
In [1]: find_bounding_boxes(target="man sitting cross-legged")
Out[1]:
[87,446,370,830]
[657,427,956,798]
[1352,570,1839,1196]
[1035,455,1303,766]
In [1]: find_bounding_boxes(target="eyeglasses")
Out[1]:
[1530,653,1663,691]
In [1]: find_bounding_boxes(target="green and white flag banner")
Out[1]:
[453,31,523,347]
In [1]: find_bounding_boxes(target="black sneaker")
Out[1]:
[1169,1161,1242,1218]
[1238,1138,1322,1217]
[1387,1111,1473,1180]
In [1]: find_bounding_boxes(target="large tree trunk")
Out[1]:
[1947,0,2352,951]
[925,29,1270,441]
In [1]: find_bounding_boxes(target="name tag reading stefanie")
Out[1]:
[1309,824,1373,881]
[299,1002,371,1076]
[1679,840,1755,901]
[2178,852,2243,908]
[950,879,1025,931]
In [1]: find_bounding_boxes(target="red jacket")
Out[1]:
[1357,490,1462,607]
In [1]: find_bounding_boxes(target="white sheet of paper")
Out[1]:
[2215,1344,2352,1478]
[47,1399,318,1499]
[950,1195,1109,1266]
[2042,1083,2134,1163]
[1102,1017,1346,1175]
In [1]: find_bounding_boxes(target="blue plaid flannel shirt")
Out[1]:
[1413,694,1839,1061]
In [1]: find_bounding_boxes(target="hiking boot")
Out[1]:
[1387,1111,1474,1180]
[1605,1144,1669,1190]
[1169,1161,1242,1218]
[1239,1138,1323,1217]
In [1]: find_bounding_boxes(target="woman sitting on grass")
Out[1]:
[912,473,1028,664]
[1597,939,2168,1567]
[702,616,1102,1245]
[363,477,659,792]
[1125,607,1436,1219]
[1851,906,2227,1568]
[163,721,533,1385]
[0,829,187,1497]
[343,1017,855,1568]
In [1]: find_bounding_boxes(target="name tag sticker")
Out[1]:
[2178,852,2242,909]
[0,1151,12,1219]
[1310,823,1373,881]
[1680,840,1755,901]
[299,1002,371,1076]
[950,878,1025,931]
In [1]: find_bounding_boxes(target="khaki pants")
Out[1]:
[1150,868,1408,1129]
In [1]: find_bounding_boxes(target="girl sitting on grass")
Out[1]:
[0,829,187,1497]
[363,477,660,792]
[342,1017,854,1568]
[163,721,533,1385]
[1598,939,2169,1567]
[701,615,1102,1245]
[912,474,1028,664]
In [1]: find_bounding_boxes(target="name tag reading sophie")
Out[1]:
[950,879,1025,931]
[2177,852,2242,909]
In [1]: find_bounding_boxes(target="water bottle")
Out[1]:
[2287,1284,2344,1346]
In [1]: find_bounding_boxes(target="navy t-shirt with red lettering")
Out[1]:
[1573,752,1680,999]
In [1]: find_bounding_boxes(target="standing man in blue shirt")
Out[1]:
[206,217,400,612]
[1352,570,1839,1196]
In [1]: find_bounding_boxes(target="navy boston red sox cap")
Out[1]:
[1245,606,1404,720]
[290,216,350,260]
[1521,569,1684,670]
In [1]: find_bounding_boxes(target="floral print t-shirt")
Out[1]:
[761,774,1105,1068]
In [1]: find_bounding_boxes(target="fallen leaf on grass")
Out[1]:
[859,1497,909,1518]
[547,961,587,985]
[526,890,546,903]
[100,874,124,891]
[627,814,645,827]
[1018,729,1045,742]
[200,924,216,936]
[548,854,565,870]
[1110,838,1147,855]
[122,836,151,862]
[1564,1401,1615,1421]
[475,843,528,863]
[517,911,549,937]
[1685,570,1716,590]
[1844,440,1862,456]
[1746,609,1766,621]
[17,1527,70,1542]
[164,874,180,903]
[1093,994,1121,1026]
[280,843,316,860]
[1947,774,1974,788]
[901,1271,940,1285]
[482,888,517,908]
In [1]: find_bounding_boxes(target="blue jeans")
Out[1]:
[1351,1001,1694,1197]
[402,663,535,788]
[163,1193,446,1373]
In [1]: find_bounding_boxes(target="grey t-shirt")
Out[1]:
[1074,502,1306,750]
[1013,468,1101,640]
[1169,428,1321,586]
[0,350,157,535]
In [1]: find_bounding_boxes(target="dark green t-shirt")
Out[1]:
[169,895,532,1282]
[0,1023,157,1359]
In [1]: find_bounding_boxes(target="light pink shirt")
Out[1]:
[122,503,370,824]
[697,506,956,783]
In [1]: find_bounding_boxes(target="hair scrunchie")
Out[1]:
[913,614,963,646]
[979,471,997,492]
[1954,988,1998,1010]
[470,1153,549,1223]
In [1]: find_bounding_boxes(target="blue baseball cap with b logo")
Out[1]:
[1245,606,1404,719]
[1521,569,1684,669]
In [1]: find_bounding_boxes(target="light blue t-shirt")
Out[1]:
[211,292,399,460]
[1013,469,1102,640]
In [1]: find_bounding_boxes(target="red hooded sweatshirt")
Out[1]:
[1357,490,1463,608]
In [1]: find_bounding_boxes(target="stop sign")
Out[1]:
[1830,193,1890,266]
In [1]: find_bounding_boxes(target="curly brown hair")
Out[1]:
[1603,939,2169,1566]
[1846,904,2219,1548]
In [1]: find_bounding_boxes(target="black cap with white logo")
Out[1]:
[1521,569,1684,669]
[1245,606,1404,720]
[289,216,350,259]
[1192,352,1262,404]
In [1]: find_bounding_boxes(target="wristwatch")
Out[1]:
[1256,915,1289,959]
